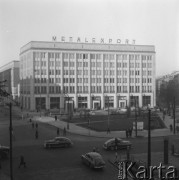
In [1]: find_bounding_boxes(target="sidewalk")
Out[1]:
[33,112,177,138]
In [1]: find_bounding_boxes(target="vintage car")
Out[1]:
[81,152,105,169]
[44,137,73,149]
[103,138,132,150]
[0,145,10,159]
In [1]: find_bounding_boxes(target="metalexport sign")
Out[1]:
[52,36,136,45]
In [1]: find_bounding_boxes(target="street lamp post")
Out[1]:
[40,72,42,117]
[64,92,70,130]
[148,109,151,172]
[134,97,137,137]
[105,95,110,130]
[131,95,137,137]
[173,96,176,135]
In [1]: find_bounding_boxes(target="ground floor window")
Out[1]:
[36,97,46,111]
[50,97,60,109]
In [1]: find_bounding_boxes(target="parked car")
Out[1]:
[89,110,95,115]
[44,137,73,149]
[117,108,127,114]
[0,145,10,159]
[81,152,105,169]
[103,138,132,150]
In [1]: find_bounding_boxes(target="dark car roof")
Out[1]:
[87,152,102,158]
[105,138,122,144]
[55,137,71,141]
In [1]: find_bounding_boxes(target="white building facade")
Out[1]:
[20,41,156,111]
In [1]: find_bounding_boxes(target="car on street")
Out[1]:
[103,138,132,150]
[81,152,105,169]
[0,145,10,159]
[117,108,127,114]
[89,110,95,115]
[44,137,73,149]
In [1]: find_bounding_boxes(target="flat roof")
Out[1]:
[20,41,155,55]
[0,60,19,72]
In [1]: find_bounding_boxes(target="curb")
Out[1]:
[33,116,176,139]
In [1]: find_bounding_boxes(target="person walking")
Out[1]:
[126,129,128,138]
[18,155,26,168]
[170,124,173,132]
[36,123,38,129]
[107,127,111,134]
[55,115,57,121]
[57,128,60,136]
[32,122,34,128]
[114,152,118,164]
[93,147,96,152]
[176,126,179,134]
[12,129,15,141]
[35,130,38,139]
[63,127,66,136]
[129,128,132,137]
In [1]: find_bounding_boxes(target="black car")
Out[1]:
[44,137,73,149]
[0,145,10,159]
[81,152,105,169]
[103,138,132,150]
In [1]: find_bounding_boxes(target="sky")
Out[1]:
[0,0,179,76]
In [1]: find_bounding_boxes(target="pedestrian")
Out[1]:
[126,129,128,138]
[57,128,60,136]
[93,147,96,152]
[12,129,15,141]
[35,130,38,139]
[36,123,38,129]
[18,155,26,168]
[63,127,66,136]
[176,126,179,134]
[115,138,118,150]
[32,122,34,128]
[170,124,173,132]
[114,152,118,164]
[129,128,132,137]
[55,115,57,121]
[163,114,165,121]
[29,118,32,123]
[107,127,111,134]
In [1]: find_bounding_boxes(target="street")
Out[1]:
[0,109,170,180]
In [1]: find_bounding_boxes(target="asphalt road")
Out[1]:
[0,108,175,180]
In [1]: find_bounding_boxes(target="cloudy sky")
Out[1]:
[0,0,178,76]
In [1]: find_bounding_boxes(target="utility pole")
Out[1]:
[9,102,13,180]
[173,96,175,135]
[107,96,109,130]
[135,98,137,137]
[148,109,151,172]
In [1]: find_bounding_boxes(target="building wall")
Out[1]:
[0,61,20,101]
[20,41,156,111]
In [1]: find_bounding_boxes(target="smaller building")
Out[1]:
[0,61,20,102]
[156,70,179,106]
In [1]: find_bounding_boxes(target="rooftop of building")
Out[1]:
[0,60,20,72]
[20,41,155,55]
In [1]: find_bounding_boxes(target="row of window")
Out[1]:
[34,77,153,84]
[33,52,152,61]
[34,59,152,69]
[34,69,152,77]
[34,85,152,94]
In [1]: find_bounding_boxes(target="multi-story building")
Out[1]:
[0,61,20,102]
[20,41,156,111]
